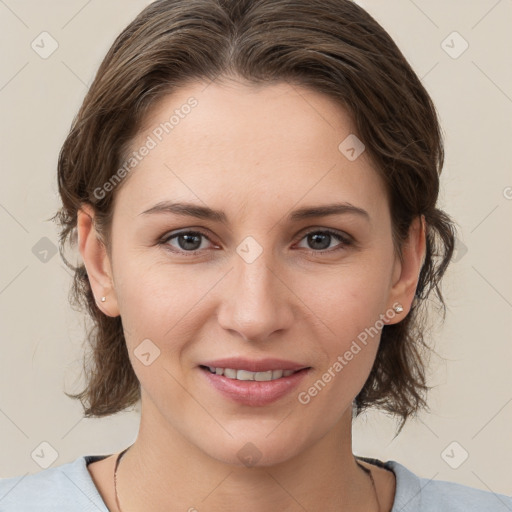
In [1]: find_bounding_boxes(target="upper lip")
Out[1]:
[199,357,310,373]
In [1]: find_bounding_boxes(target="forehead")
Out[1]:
[114,79,387,220]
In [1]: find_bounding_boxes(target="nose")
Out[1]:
[216,248,295,343]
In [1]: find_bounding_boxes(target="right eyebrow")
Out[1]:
[139,201,228,224]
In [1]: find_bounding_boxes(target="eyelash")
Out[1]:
[158,228,353,256]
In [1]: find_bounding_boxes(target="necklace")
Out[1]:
[114,445,131,512]
[113,447,381,512]
[355,459,382,512]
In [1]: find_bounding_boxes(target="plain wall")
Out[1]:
[0,0,511,497]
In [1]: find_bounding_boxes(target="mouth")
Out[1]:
[199,365,309,381]
[198,363,312,406]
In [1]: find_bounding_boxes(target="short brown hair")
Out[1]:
[54,0,456,432]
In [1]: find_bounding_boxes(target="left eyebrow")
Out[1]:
[138,200,370,224]
[288,203,370,222]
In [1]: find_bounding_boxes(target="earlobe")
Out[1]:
[76,204,120,317]
[387,215,426,322]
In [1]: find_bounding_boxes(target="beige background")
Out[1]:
[0,0,511,499]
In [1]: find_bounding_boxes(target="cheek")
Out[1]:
[296,258,392,392]
[112,252,216,344]
[295,277,386,422]
[111,251,171,342]
[302,260,392,337]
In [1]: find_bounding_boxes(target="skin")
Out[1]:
[78,79,425,512]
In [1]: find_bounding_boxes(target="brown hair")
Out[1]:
[54,0,456,433]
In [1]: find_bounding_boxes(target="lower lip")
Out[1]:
[199,367,311,406]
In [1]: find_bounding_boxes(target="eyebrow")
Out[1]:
[138,201,370,223]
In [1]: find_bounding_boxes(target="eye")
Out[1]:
[160,230,215,254]
[295,229,352,253]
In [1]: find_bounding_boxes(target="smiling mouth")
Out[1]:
[199,365,310,382]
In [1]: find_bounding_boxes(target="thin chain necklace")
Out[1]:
[113,446,381,512]
[114,445,131,512]
[356,459,382,512]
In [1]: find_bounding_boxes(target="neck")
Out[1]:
[116,398,378,512]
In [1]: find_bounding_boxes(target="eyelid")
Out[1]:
[295,226,353,244]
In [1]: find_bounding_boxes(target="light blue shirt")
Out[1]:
[1,455,511,511]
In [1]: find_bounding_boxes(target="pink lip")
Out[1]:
[199,366,311,406]
[199,357,308,372]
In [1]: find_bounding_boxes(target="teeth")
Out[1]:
[205,366,300,381]
[236,369,256,381]
[224,368,238,379]
[255,370,273,381]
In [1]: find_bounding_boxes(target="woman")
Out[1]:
[1,0,510,510]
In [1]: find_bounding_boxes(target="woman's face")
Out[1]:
[82,79,423,466]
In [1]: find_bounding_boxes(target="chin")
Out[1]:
[198,429,312,469]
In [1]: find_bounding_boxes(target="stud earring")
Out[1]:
[393,304,403,313]
[101,296,106,302]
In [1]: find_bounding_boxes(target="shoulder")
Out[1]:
[0,455,109,512]
[383,459,512,512]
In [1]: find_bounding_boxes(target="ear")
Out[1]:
[76,203,120,317]
[387,215,426,323]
